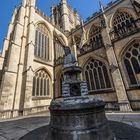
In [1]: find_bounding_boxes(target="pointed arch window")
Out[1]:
[89,25,103,49]
[32,69,51,97]
[35,24,50,60]
[54,36,64,65]
[113,10,137,37]
[123,42,140,87]
[84,59,112,92]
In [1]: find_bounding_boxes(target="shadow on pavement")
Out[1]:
[19,121,140,140]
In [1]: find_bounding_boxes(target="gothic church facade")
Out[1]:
[0,0,140,119]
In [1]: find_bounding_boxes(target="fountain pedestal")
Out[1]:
[48,96,114,140]
[46,46,114,140]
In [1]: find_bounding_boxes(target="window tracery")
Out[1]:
[32,69,50,97]
[35,24,50,60]
[113,10,137,37]
[89,25,103,49]
[84,59,112,92]
[54,36,64,65]
[123,42,140,86]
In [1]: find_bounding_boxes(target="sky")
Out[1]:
[0,0,110,50]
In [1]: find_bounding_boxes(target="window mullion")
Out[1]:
[35,30,38,56]
[48,38,50,60]
[42,34,44,58]
[37,31,39,56]
[43,35,46,59]
[47,78,49,96]
[96,67,101,89]
[87,70,92,90]
[91,69,97,90]
[46,36,48,59]
[101,67,107,88]
[130,58,139,84]
[40,33,42,58]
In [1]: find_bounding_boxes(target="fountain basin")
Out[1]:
[47,96,114,140]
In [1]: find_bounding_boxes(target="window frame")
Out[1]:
[32,69,52,99]
[122,42,140,88]
[34,24,51,61]
[84,59,113,93]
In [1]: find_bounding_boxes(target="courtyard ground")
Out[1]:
[0,112,140,140]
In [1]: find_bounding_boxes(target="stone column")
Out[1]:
[73,44,78,61]
[101,25,132,111]
[23,1,36,111]
[13,3,29,117]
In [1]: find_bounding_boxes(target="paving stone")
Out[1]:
[119,121,133,126]
[110,121,140,140]
[123,114,140,121]
[106,114,125,122]
[0,116,50,140]
[131,122,140,129]
[0,136,8,140]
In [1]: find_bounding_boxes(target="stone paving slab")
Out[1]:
[106,113,140,129]
[0,136,7,140]
[0,116,50,140]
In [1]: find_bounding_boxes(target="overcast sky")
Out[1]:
[0,0,110,49]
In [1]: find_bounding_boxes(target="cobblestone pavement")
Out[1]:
[0,112,140,140]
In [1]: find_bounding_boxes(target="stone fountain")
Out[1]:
[46,46,114,140]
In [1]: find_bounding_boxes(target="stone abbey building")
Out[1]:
[0,0,140,119]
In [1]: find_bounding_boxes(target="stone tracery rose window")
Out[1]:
[123,42,140,86]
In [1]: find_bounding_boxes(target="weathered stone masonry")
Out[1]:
[0,0,140,119]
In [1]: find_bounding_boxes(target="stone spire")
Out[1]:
[50,0,55,24]
[99,0,105,13]
[60,0,70,31]
[99,0,107,28]
[61,0,67,4]
[79,19,86,48]
[22,0,36,7]
[30,0,36,7]
[22,0,28,6]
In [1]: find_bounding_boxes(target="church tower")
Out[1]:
[0,0,36,118]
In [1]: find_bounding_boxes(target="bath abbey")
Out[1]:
[0,0,140,119]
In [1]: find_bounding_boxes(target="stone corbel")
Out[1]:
[109,63,118,73]
[99,14,107,29]
[23,66,34,74]
[105,44,112,51]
